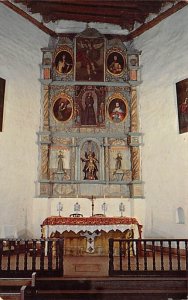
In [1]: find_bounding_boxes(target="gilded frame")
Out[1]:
[52,93,73,122]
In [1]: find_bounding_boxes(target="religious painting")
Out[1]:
[74,85,106,127]
[106,49,126,76]
[0,78,6,132]
[108,94,128,123]
[76,37,104,81]
[176,78,188,134]
[80,140,99,180]
[54,48,73,74]
[52,93,73,122]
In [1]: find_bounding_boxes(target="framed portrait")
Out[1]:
[0,78,6,132]
[76,37,104,82]
[54,48,73,75]
[74,85,106,127]
[108,94,128,123]
[52,93,73,122]
[106,49,126,76]
[176,78,188,134]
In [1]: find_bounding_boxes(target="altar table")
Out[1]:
[41,216,142,255]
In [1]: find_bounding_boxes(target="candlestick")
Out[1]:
[119,202,125,217]
[102,202,107,216]
[57,202,63,217]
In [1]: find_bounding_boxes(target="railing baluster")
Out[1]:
[108,238,114,276]
[0,240,3,271]
[168,240,172,271]
[55,239,59,270]
[127,240,131,271]
[152,240,156,271]
[135,240,139,271]
[177,240,181,271]
[40,239,45,271]
[47,240,53,272]
[15,240,20,271]
[185,240,188,272]
[119,240,123,272]
[160,240,164,271]
[143,240,147,271]
[32,240,37,271]
[7,240,12,271]
[59,239,64,275]
[24,240,28,271]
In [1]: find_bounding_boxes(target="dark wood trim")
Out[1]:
[125,1,188,41]
[1,1,188,41]
[1,1,57,37]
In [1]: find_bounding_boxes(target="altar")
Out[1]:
[41,216,142,256]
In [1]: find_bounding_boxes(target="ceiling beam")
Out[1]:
[124,1,188,41]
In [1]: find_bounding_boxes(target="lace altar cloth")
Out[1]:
[42,216,142,238]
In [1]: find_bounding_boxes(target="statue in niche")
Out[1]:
[113,152,124,181]
[56,150,70,181]
[57,151,64,172]
[81,151,99,180]
[115,153,122,170]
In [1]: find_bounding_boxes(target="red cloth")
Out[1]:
[42,216,140,226]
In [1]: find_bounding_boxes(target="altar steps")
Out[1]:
[24,276,188,300]
[0,278,32,300]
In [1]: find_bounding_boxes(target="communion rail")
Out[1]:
[0,238,64,277]
[109,238,188,276]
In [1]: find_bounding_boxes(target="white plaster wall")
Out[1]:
[1,3,187,240]
[0,5,49,238]
[134,6,188,238]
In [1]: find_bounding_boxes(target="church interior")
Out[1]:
[0,0,188,299]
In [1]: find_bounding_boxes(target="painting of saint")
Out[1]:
[176,79,188,134]
[0,78,5,132]
[53,96,73,122]
[108,97,127,123]
[74,85,105,127]
[107,50,125,76]
[54,50,73,74]
[76,37,104,81]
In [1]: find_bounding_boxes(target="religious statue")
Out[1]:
[57,151,64,172]
[81,151,99,180]
[115,153,122,170]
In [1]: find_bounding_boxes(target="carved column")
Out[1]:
[42,85,50,131]
[130,86,139,132]
[131,147,140,181]
[40,144,49,180]
[130,87,143,197]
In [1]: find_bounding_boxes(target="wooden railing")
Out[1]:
[109,238,188,276]
[0,238,64,277]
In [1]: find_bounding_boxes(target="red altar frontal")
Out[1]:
[41,216,142,255]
